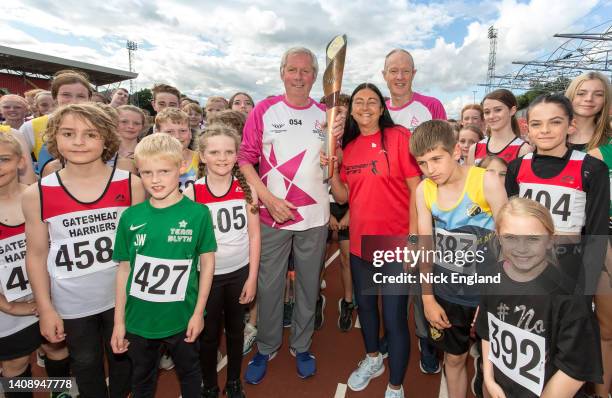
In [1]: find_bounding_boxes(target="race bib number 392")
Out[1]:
[129,254,192,303]
[488,312,546,396]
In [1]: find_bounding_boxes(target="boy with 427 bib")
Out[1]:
[111,134,216,398]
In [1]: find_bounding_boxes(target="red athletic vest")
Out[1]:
[474,136,526,165]
[516,151,586,233]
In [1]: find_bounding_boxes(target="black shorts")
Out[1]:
[0,322,42,361]
[427,296,477,355]
[328,202,349,241]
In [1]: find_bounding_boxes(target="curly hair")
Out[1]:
[196,123,258,213]
[206,110,246,137]
[44,103,120,163]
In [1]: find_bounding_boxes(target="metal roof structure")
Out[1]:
[480,21,612,92]
[0,45,137,87]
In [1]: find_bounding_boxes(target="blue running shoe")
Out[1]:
[418,337,441,374]
[245,351,276,384]
[296,351,316,379]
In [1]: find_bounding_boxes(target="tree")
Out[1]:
[516,76,572,109]
[131,88,154,114]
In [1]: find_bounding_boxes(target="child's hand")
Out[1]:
[484,378,507,398]
[39,309,66,343]
[423,297,452,330]
[329,215,339,231]
[185,313,204,343]
[239,277,257,304]
[338,212,349,230]
[110,324,129,354]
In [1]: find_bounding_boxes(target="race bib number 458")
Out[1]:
[488,312,546,396]
[129,254,192,303]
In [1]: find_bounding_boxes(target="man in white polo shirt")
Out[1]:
[239,47,343,384]
[383,48,446,376]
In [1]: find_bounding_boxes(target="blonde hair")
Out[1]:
[565,72,612,151]
[134,133,183,166]
[496,197,555,235]
[479,155,507,169]
[34,90,52,103]
[24,89,44,101]
[206,110,246,136]
[205,96,229,109]
[196,124,258,213]
[117,105,149,133]
[50,70,93,100]
[410,120,457,157]
[0,94,28,108]
[182,102,203,115]
[45,103,120,163]
[0,132,23,157]
[155,107,189,130]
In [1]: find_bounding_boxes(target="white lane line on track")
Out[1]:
[325,249,340,268]
[334,383,347,398]
[217,355,228,372]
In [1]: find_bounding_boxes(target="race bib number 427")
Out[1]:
[129,254,192,303]
[488,312,546,396]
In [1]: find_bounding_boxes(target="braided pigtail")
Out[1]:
[233,164,258,214]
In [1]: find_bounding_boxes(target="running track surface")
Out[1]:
[30,244,478,398]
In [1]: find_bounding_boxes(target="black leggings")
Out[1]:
[200,265,249,388]
[63,308,131,398]
[350,254,410,386]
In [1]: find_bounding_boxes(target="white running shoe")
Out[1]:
[347,353,385,392]
[243,323,258,356]
[36,350,46,368]
[385,385,405,398]
[159,353,175,370]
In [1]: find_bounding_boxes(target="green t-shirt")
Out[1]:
[598,141,612,226]
[113,196,217,339]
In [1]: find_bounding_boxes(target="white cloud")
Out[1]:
[1,0,606,107]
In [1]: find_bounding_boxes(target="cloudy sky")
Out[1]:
[3,0,611,117]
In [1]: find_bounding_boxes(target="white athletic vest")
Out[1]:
[0,222,38,337]
[40,168,131,318]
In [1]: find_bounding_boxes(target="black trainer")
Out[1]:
[201,385,220,398]
[225,379,246,398]
[314,294,326,330]
[337,298,354,332]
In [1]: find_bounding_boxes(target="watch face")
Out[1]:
[409,234,418,244]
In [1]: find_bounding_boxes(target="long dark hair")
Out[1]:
[342,83,396,175]
[482,89,521,137]
[342,83,396,149]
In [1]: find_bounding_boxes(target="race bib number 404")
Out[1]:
[488,312,546,396]
[129,254,192,303]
